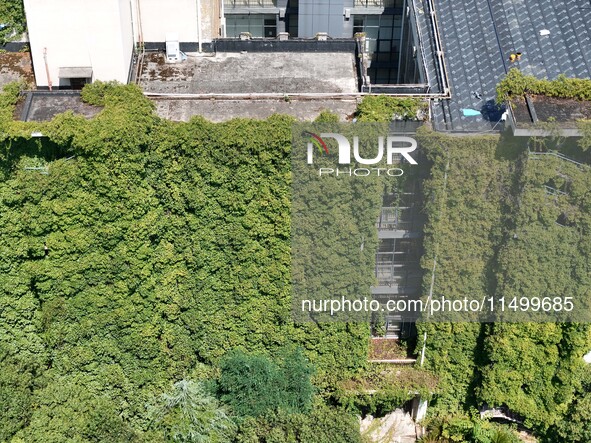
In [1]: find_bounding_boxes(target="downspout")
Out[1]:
[396,0,407,84]
[136,0,144,47]
[220,0,226,38]
[43,47,52,91]
[197,0,202,52]
[127,0,136,84]
[129,0,136,49]
[419,331,427,366]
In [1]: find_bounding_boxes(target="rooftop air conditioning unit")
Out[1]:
[165,33,181,63]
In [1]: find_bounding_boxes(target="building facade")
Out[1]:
[24,0,221,89]
[24,0,134,89]
[24,0,419,89]
[223,0,420,84]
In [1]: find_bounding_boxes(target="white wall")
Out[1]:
[24,0,222,88]
[24,0,134,88]
[132,0,220,44]
[135,0,196,43]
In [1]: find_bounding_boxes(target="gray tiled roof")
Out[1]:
[431,0,591,132]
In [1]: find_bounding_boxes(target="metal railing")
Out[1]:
[375,265,422,287]
[224,0,276,7]
[376,206,416,231]
[410,0,432,90]
[528,150,586,167]
[424,0,450,96]
[355,0,400,7]
[376,253,420,264]
[543,185,567,196]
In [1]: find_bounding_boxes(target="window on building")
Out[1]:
[353,13,404,84]
[264,18,277,37]
[354,0,404,8]
[226,14,277,38]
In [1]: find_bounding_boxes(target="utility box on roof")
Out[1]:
[165,33,181,63]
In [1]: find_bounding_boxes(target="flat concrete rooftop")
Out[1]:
[509,95,591,136]
[138,51,358,94]
[18,91,357,123]
[18,92,100,122]
[152,98,357,122]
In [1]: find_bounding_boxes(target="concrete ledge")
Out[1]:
[142,39,356,53]
[212,38,357,53]
[144,92,364,100]
[513,128,582,137]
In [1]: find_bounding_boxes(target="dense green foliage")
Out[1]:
[355,95,426,122]
[0,81,385,441]
[79,80,123,106]
[290,121,388,325]
[478,144,591,430]
[496,68,591,103]
[0,80,22,125]
[235,405,363,443]
[149,380,236,443]
[218,349,314,417]
[416,127,591,441]
[419,414,520,443]
[3,76,591,442]
[417,129,511,410]
[547,368,591,442]
[577,119,591,151]
[0,0,26,44]
[336,365,437,416]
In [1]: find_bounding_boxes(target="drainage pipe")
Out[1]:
[197,0,203,52]
[43,47,52,91]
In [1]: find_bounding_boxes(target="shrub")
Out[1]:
[235,405,363,443]
[0,0,26,44]
[80,80,124,106]
[355,96,426,122]
[496,68,591,103]
[148,379,236,443]
[420,414,521,443]
[218,349,314,417]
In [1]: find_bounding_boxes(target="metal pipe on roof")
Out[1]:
[426,0,450,96]
[136,0,144,46]
[220,0,226,38]
[197,0,203,53]
[142,91,449,99]
[129,0,136,49]
[43,47,52,91]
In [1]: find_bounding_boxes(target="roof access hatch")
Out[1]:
[58,67,93,79]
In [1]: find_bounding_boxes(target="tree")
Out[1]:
[577,120,591,151]
[149,380,236,443]
[546,368,591,443]
[0,0,26,44]
[279,348,315,413]
[218,349,314,417]
[419,413,520,443]
[235,405,363,443]
[12,376,137,443]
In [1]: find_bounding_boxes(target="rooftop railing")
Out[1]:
[224,0,276,7]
